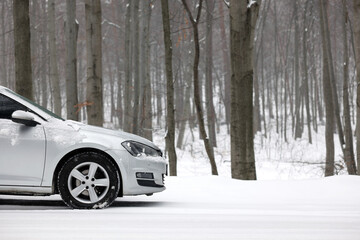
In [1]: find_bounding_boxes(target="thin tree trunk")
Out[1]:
[39,3,48,108]
[261,41,267,138]
[48,0,61,115]
[132,0,140,135]
[177,64,191,149]
[219,1,231,133]
[123,0,132,132]
[140,1,152,141]
[342,0,357,175]
[155,49,162,127]
[302,0,312,144]
[85,0,103,126]
[319,0,334,176]
[13,0,33,100]
[115,3,123,128]
[205,0,217,148]
[182,0,218,175]
[352,0,360,175]
[322,1,345,151]
[1,2,7,87]
[273,0,279,134]
[65,0,79,121]
[161,0,177,176]
[294,0,302,139]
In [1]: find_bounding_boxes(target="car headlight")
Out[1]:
[121,141,162,157]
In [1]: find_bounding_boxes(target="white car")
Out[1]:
[0,86,167,209]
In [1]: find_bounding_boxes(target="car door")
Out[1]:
[0,93,46,186]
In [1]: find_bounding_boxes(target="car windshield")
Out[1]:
[6,89,65,121]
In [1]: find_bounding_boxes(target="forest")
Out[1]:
[2,0,360,180]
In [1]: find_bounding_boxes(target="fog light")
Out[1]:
[136,172,154,179]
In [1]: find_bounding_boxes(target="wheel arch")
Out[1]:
[52,148,123,197]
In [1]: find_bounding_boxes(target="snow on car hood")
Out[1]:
[65,120,160,150]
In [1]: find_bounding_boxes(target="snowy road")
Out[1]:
[1,176,360,240]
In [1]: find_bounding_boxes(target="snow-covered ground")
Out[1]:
[152,124,344,180]
[1,176,359,239]
[1,125,359,239]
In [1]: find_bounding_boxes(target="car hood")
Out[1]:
[65,120,160,150]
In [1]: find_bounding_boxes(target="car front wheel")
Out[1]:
[58,152,120,209]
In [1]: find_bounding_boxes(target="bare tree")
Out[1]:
[13,0,33,100]
[85,0,103,126]
[182,0,218,175]
[161,0,177,176]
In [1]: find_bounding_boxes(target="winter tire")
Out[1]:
[58,152,120,209]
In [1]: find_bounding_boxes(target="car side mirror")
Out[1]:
[11,110,39,127]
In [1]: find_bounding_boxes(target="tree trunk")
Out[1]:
[65,0,79,121]
[140,1,152,141]
[39,3,48,108]
[161,0,177,176]
[322,0,345,151]
[177,64,192,149]
[302,0,312,144]
[123,0,132,132]
[273,0,279,134]
[13,0,33,100]
[182,0,218,175]
[48,0,61,116]
[319,0,334,176]
[132,0,140,135]
[85,0,103,126]
[205,0,217,148]
[1,2,7,87]
[219,1,231,133]
[353,0,360,175]
[342,0,357,175]
[230,0,260,180]
[294,0,302,139]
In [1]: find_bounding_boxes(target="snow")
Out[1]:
[248,0,257,8]
[1,120,359,239]
[0,176,359,239]
[151,124,344,180]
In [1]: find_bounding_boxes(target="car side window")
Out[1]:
[0,94,28,119]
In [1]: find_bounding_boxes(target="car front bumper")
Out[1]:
[108,149,167,196]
